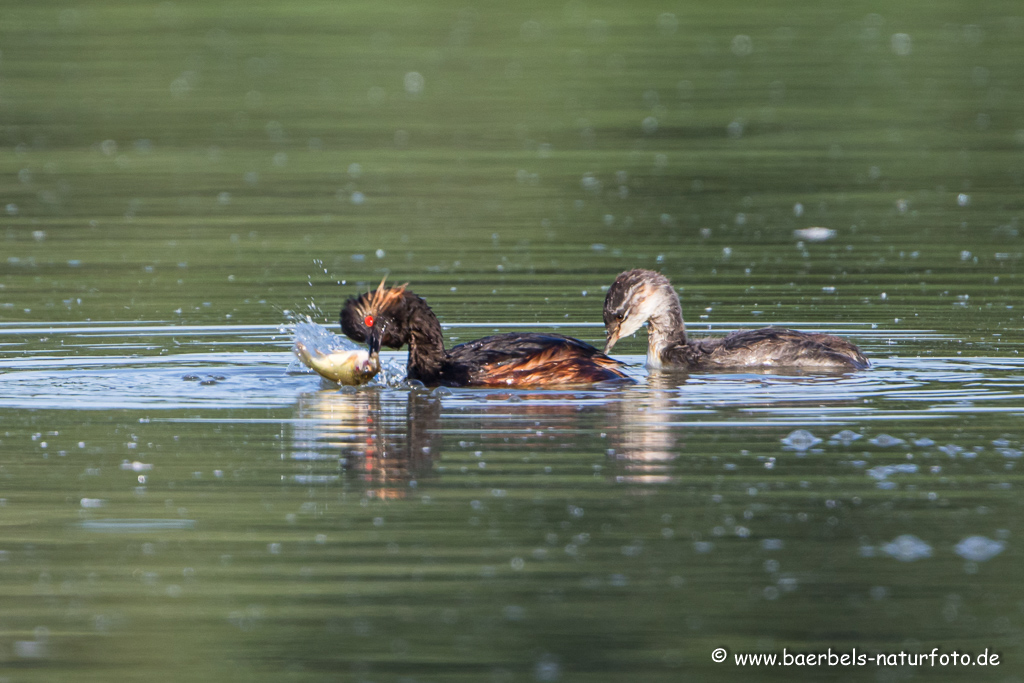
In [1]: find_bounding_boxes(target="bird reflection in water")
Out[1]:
[290,381,693,494]
[609,373,682,486]
[291,388,441,500]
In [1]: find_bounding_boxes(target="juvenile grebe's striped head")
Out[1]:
[340,277,410,355]
[602,269,680,354]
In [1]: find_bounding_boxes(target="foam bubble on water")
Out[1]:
[777,576,798,593]
[581,173,601,193]
[830,429,861,446]
[731,34,753,57]
[780,429,821,451]
[890,33,911,56]
[953,536,1005,562]
[793,227,836,242]
[868,434,906,447]
[534,654,561,682]
[13,639,47,659]
[403,71,424,96]
[866,463,918,481]
[880,534,932,562]
[656,13,678,35]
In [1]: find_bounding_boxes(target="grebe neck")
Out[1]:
[644,290,688,367]
[403,296,448,383]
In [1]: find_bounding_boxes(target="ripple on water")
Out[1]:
[2,323,1024,428]
[866,463,918,481]
[79,519,196,532]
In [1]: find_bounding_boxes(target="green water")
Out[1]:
[1,1,1024,680]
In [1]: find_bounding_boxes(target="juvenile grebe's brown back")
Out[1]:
[602,269,868,371]
[341,281,632,387]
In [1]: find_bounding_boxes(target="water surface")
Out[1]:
[2,0,1024,680]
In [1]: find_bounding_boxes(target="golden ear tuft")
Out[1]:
[365,276,409,313]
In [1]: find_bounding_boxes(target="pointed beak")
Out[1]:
[367,327,382,357]
[603,323,621,355]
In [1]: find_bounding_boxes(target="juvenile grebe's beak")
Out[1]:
[603,323,621,355]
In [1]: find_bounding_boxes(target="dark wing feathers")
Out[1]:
[448,333,630,386]
[450,333,605,365]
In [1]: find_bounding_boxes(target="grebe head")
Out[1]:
[602,269,679,354]
[341,278,411,357]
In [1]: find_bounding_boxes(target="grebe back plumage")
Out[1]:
[602,269,868,371]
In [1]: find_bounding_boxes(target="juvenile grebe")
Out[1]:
[603,269,869,370]
[341,281,631,387]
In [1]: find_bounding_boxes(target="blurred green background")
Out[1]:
[2,0,1022,338]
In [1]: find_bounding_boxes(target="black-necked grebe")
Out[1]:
[341,281,632,387]
[603,269,869,370]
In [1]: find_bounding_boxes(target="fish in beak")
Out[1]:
[294,342,379,385]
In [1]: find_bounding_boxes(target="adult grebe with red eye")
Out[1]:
[340,279,631,387]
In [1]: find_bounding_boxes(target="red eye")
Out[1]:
[364,315,374,327]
